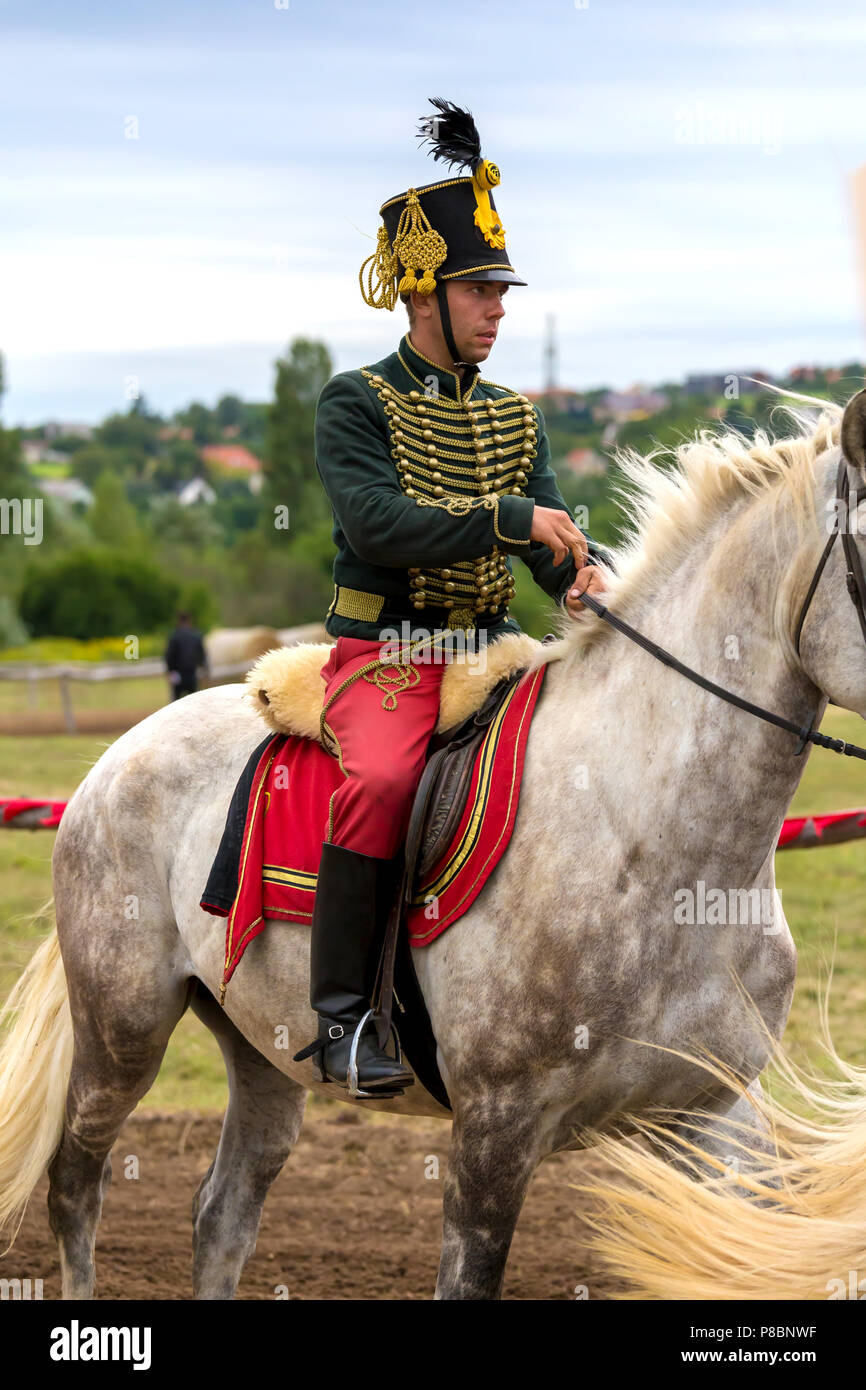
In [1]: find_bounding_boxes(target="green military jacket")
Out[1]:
[314,334,604,642]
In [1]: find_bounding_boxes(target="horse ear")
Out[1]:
[840,388,866,475]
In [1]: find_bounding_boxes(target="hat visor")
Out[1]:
[449,267,527,287]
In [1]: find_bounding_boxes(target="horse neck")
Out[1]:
[543,485,824,881]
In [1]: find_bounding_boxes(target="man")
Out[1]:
[164,612,207,700]
[293,100,610,1097]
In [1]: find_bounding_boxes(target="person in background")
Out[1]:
[164,612,208,700]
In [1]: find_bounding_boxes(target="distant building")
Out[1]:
[200,444,263,494]
[684,373,730,397]
[684,370,775,398]
[38,477,93,506]
[562,448,606,478]
[159,424,194,442]
[42,421,93,441]
[22,441,68,465]
[600,387,668,421]
[788,364,838,385]
[177,477,217,506]
[525,388,593,422]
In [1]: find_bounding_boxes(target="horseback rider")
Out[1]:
[293,99,610,1097]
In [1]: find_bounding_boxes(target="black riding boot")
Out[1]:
[292,841,414,1096]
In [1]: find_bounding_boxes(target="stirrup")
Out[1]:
[292,1011,409,1098]
[346,1007,405,1099]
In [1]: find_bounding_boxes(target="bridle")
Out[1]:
[794,453,866,654]
[575,451,866,762]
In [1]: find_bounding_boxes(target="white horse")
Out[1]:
[0,388,862,1300]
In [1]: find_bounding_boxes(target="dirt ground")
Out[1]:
[5,1109,626,1300]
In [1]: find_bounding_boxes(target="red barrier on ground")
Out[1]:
[1,798,68,829]
[776,808,866,850]
[2,796,866,850]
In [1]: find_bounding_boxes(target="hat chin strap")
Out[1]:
[435,282,468,370]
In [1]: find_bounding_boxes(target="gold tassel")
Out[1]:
[392,190,447,297]
[359,225,399,310]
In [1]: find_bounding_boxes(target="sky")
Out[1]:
[3,0,866,424]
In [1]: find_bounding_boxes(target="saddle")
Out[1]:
[243,630,546,876]
[204,633,554,1110]
[408,669,526,883]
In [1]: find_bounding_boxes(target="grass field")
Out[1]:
[0,673,167,717]
[1,707,865,1113]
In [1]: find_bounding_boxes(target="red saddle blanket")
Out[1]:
[206,663,546,998]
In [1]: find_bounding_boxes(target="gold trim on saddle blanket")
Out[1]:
[408,671,539,942]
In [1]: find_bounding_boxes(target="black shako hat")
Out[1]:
[359,98,526,312]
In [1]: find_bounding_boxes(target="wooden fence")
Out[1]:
[0,623,326,734]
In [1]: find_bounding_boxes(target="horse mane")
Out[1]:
[556,387,844,655]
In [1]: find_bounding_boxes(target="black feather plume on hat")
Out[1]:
[417,98,482,174]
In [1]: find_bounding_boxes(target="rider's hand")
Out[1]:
[530,507,589,568]
[565,564,608,617]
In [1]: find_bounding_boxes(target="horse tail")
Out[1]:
[576,1014,866,1299]
[0,919,73,1245]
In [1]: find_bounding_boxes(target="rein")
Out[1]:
[576,453,866,762]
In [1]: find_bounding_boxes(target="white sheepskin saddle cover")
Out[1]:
[245,632,544,743]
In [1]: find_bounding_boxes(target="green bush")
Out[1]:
[177,579,219,633]
[0,595,28,648]
[18,548,180,640]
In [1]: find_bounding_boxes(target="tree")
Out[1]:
[148,495,223,549]
[150,438,200,491]
[0,351,29,494]
[70,443,127,488]
[176,402,219,446]
[129,392,161,422]
[216,394,244,429]
[88,471,145,549]
[0,422,25,494]
[177,578,219,632]
[263,337,333,539]
[95,408,161,476]
[19,548,179,640]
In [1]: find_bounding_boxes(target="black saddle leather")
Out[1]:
[406,669,526,890]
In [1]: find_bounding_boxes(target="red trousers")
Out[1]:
[319,637,447,858]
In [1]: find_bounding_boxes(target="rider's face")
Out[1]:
[443,281,508,363]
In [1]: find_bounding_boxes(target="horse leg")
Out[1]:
[47,968,192,1299]
[190,985,307,1300]
[435,1094,544,1300]
[664,1078,779,1186]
